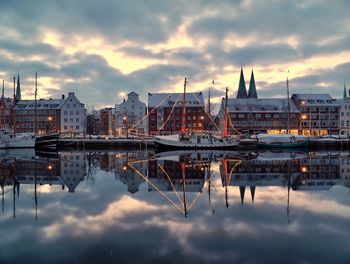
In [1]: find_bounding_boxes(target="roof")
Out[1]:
[16,99,64,110]
[226,98,300,113]
[148,92,205,108]
[236,68,247,98]
[292,94,339,106]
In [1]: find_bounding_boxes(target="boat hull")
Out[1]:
[0,137,36,149]
[155,139,239,149]
[256,140,309,149]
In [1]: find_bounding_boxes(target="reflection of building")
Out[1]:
[339,154,350,188]
[291,94,340,136]
[114,152,148,194]
[60,152,86,192]
[148,92,205,135]
[115,91,147,137]
[148,159,206,192]
[0,152,86,192]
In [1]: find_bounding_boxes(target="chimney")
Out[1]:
[348,89,350,98]
[62,94,65,100]
[123,98,126,103]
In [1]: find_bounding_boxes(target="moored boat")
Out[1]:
[256,134,309,148]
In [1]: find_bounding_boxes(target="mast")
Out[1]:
[223,159,229,208]
[34,73,38,135]
[13,76,16,138]
[286,75,291,134]
[1,80,4,129]
[208,88,211,131]
[181,78,187,136]
[223,87,229,137]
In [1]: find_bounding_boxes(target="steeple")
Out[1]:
[248,70,258,98]
[16,73,21,101]
[343,83,347,99]
[236,68,247,98]
[1,80,4,98]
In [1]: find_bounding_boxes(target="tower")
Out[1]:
[248,70,258,98]
[16,73,21,101]
[236,68,247,98]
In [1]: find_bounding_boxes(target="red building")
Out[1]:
[0,96,13,129]
[147,92,206,135]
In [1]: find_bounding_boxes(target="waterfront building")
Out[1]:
[16,92,86,134]
[60,92,86,135]
[16,98,62,134]
[99,108,115,136]
[86,110,99,135]
[147,92,205,135]
[337,85,350,136]
[115,91,147,137]
[0,95,13,129]
[218,69,300,135]
[291,94,340,136]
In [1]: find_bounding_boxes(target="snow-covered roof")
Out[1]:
[292,94,339,106]
[148,92,205,108]
[16,99,64,110]
[226,98,300,113]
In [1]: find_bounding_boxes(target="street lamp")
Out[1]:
[123,115,128,138]
[300,114,307,135]
[47,116,53,135]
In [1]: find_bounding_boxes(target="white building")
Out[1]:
[60,92,86,135]
[115,91,147,137]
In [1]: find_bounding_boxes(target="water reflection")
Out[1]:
[0,149,350,263]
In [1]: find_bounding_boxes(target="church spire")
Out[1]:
[16,73,21,101]
[248,70,258,98]
[236,68,247,98]
[343,83,347,99]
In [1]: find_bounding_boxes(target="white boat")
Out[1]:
[256,133,308,148]
[155,133,239,149]
[0,129,36,149]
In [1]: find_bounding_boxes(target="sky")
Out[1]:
[0,0,350,109]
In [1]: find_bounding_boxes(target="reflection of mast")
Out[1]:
[1,184,4,213]
[12,158,16,219]
[287,160,291,224]
[181,162,187,217]
[223,159,229,208]
[34,158,38,220]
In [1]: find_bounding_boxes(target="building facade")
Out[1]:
[0,96,13,129]
[291,94,340,136]
[60,92,86,135]
[115,91,147,137]
[16,92,86,134]
[147,92,205,135]
[218,98,300,135]
[16,98,62,134]
[99,108,115,136]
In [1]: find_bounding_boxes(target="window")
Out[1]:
[76,118,79,122]
[64,118,68,122]
[76,125,79,130]
[76,111,79,115]
[64,126,68,130]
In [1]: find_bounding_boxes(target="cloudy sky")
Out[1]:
[0,0,350,108]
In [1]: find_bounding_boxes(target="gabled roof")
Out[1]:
[226,98,300,113]
[291,93,339,106]
[148,92,205,108]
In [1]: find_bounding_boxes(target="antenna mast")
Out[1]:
[34,73,38,135]
[286,73,291,134]
[181,78,187,136]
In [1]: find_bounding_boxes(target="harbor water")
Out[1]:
[0,149,349,263]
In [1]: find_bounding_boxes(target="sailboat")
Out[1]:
[0,76,36,149]
[154,78,240,149]
[256,76,308,148]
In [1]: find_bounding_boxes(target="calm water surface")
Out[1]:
[0,149,349,264]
